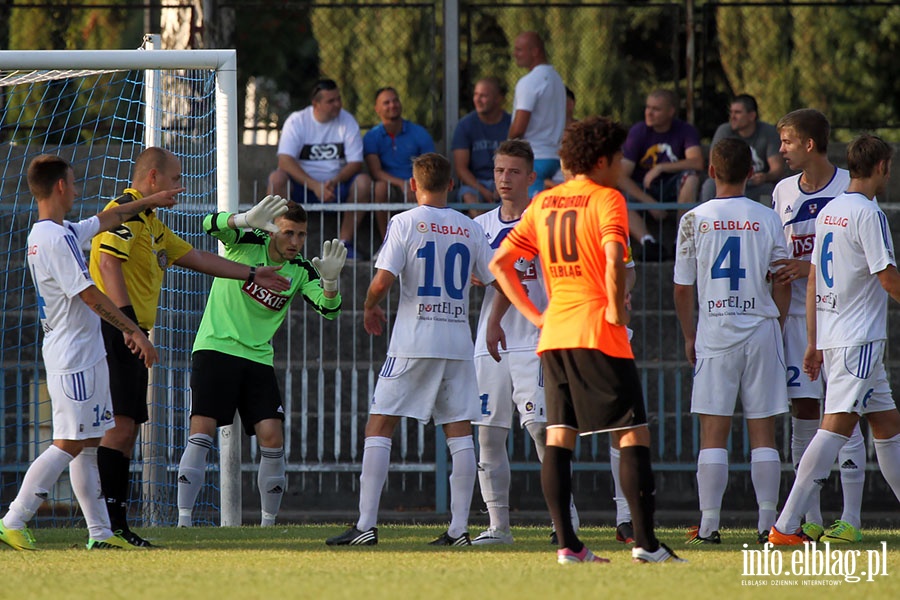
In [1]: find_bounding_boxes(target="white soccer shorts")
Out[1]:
[783,314,824,400]
[472,351,546,429]
[48,358,115,440]
[370,356,481,425]
[822,341,895,415]
[691,318,789,418]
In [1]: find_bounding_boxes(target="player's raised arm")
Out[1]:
[95,187,184,233]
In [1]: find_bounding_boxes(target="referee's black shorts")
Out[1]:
[102,319,150,424]
[190,350,284,436]
[541,348,647,435]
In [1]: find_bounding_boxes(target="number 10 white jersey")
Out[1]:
[375,204,495,359]
[811,192,895,349]
[674,196,789,357]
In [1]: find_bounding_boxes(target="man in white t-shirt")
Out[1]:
[771,134,900,545]
[508,31,566,198]
[325,153,494,547]
[268,79,373,258]
[0,154,177,552]
[770,109,865,543]
[674,138,791,546]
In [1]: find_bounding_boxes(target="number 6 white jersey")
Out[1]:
[674,196,789,357]
[375,204,495,359]
[811,191,895,349]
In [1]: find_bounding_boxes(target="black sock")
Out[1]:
[619,445,659,551]
[541,445,582,553]
[98,446,131,531]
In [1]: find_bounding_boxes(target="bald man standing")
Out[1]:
[508,31,566,198]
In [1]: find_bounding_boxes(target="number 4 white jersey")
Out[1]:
[674,196,789,357]
[811,192,895,349]
[26,217,106,373]
[376,204,495,359]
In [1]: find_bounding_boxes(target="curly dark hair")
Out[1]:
[558,116,627,176]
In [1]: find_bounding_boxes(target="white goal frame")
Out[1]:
[0,40,243,526]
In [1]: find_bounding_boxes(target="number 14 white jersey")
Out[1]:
[811,192,895,349]
[375,204,495,359]
[674,196,789,357]
[26,217,105,373]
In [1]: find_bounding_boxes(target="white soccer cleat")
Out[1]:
[471,527,514,545]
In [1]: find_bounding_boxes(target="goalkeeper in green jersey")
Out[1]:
[176,197,346,527]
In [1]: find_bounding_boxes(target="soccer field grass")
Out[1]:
[2,525,899,599]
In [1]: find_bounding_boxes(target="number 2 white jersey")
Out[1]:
[772,167,850,316]
[26,217,105,373]
[674,196,789,357]
[811,192,895,349]
[473,207,546,357]
[376,204,495,359]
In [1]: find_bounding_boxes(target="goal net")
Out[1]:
[0,41,238,528]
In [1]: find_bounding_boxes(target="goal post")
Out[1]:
[0,41,241,528]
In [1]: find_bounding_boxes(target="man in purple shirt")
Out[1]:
[620,89,703,261]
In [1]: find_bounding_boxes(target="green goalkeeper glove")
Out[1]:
[312,239,348,292]
[233,194,289,233]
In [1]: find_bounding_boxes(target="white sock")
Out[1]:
[524,421,547,463]
[609,445,631,524]
[838,423,866,529]
[177,433,213,527]
[792,417,822,525]
[447,435,476,539]
[776,429,848,534]
[258,445,285,527]
[873,433,900,503]
[69,447,113,540]
[357,436,391,531]
[3,445,73,529]
[750,447,781,534]
[476,426,511,532]
[697,447,728,537]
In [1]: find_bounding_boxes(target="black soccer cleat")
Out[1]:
[325,526,378,546]
[549,530,558,545]
[616,521,635,544]
[116,528,160,548]
[428,531,471,547]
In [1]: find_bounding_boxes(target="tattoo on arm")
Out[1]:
[92,302,135,335]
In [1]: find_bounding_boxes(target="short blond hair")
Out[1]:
[412,153,451,192]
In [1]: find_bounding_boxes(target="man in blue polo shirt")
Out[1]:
[364,87,435,239]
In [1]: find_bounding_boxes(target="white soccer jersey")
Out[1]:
[674,196,789,357]
[811,192,895,349]
[376,205,495,359]
[26,217,105,373]
[276,107,364,182]
[772,167,850,316]
[473,207,546,357]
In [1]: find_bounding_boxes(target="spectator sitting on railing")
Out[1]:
[619,89,703,262]
[699,94,785,204]
[268,78,373,259]
[363,86,435,239]
[451,76,511,217]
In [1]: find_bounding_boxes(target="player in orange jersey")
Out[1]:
[489,116,685,565]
